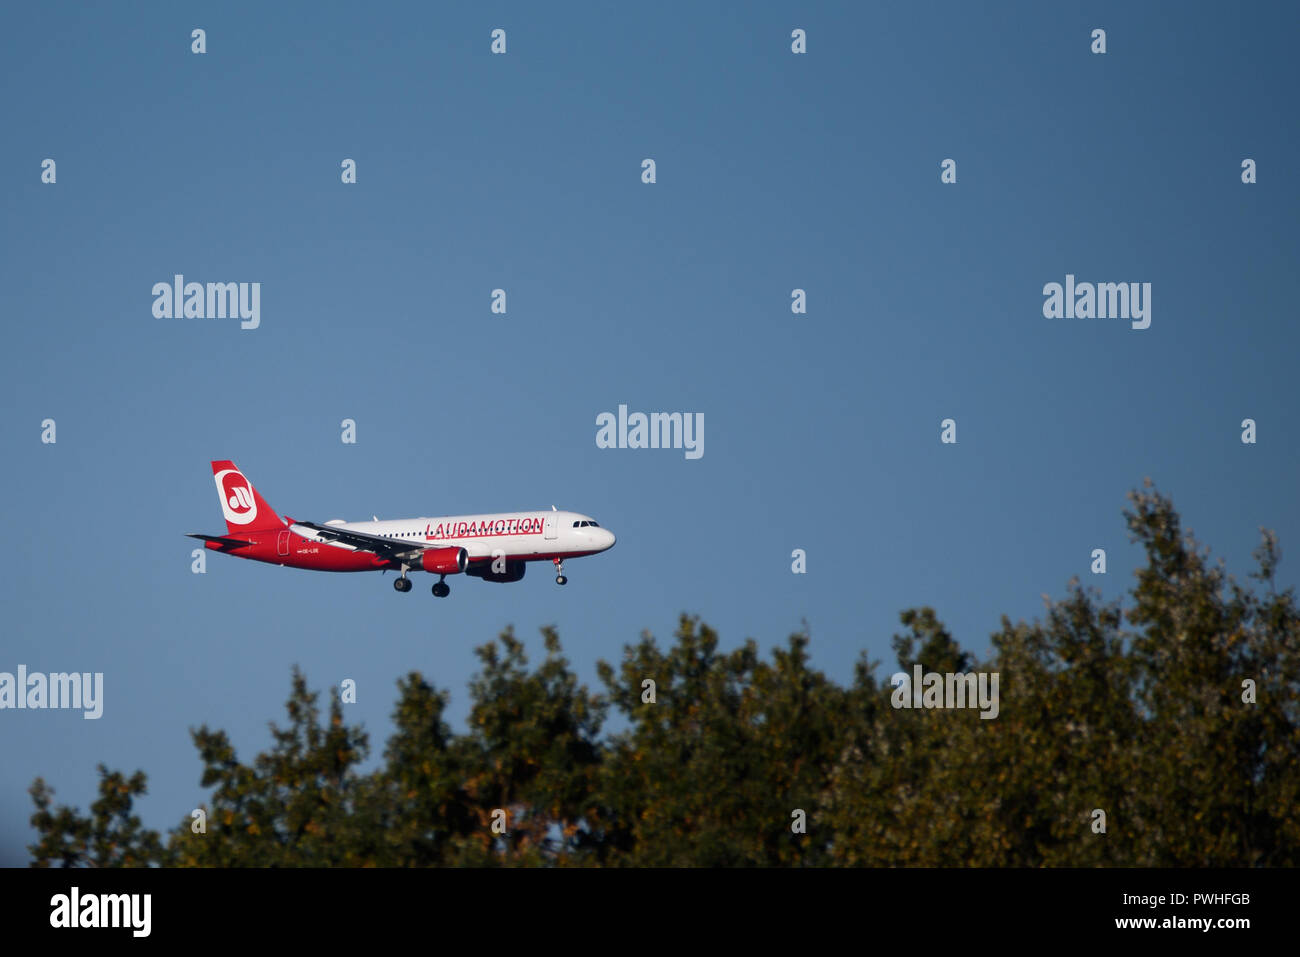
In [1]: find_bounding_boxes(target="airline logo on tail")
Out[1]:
[215,467,257,525]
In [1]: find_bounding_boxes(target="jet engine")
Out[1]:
[421,546,468,575]
[465,560,526,583]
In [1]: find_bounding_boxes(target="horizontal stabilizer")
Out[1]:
[187,533,254,551]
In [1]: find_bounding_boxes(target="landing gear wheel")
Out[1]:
[553,558,566,586]
[394,577,412,593]
[432,581,450,598]
[556,575,567,585]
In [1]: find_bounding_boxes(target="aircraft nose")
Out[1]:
[602,529,616,550]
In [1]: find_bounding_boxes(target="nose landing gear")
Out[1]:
[553,558,567,586]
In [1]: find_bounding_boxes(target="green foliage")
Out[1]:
[449,626,606,865]
[29,484,1300,866]
[596,619,843,865]
[29,767,162,867]
[167,667,372,866]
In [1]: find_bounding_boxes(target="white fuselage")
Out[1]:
[333,510,615,563]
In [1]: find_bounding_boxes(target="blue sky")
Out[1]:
[2,1,1297,864]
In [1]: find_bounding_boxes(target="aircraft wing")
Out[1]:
[290,520,449,566]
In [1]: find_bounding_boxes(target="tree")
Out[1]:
[29,766,162,867]
[448,626,606,865]
[28,484,1300,867]
[167,667,370,866]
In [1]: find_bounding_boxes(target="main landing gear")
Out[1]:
[392,568,450,598]
[553,558,567,586]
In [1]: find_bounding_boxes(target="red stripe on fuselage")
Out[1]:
[203,534,599,572]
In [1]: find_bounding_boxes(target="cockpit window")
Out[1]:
[589,522,599,527]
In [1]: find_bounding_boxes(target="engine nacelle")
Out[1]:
[465,560,526,583]
[421,546,468,575]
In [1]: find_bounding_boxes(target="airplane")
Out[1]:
[188,460,615,597]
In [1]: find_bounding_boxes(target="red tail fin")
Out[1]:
[211,460,284,533]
